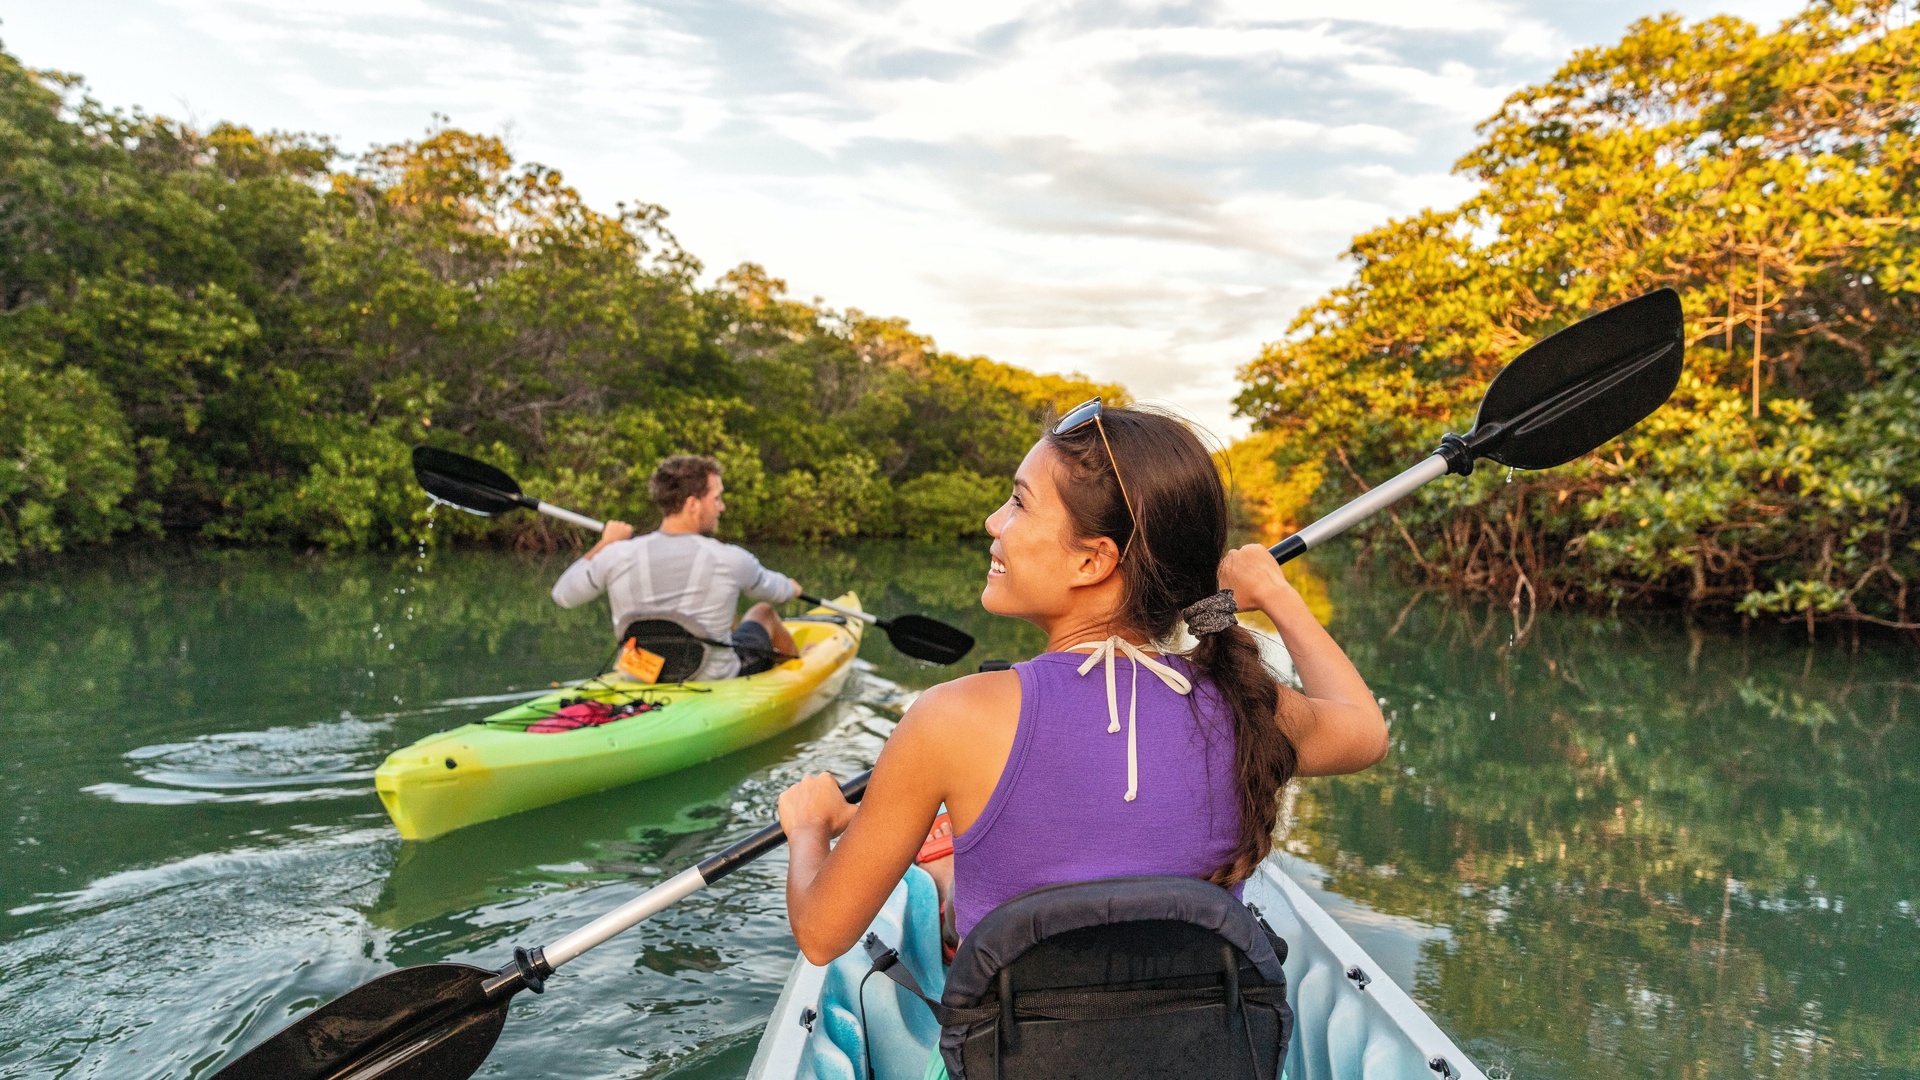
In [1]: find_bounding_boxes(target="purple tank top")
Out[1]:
[950,651,1243,938]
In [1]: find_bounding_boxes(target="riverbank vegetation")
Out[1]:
[1236,0,1919,632]
[0,47,1115,564]
[1304,575,1919,1077]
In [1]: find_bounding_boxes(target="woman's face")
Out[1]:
[982,440,1121,624]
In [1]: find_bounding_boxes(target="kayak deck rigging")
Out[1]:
[373,596,865,841]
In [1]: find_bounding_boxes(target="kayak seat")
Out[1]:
[619,618,714,684]
[869,875,1293,1080]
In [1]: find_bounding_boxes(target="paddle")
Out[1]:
[1267,287,1685,565]
[410,446,976,665]
[213,772,871,1080]
[797,593,975,667]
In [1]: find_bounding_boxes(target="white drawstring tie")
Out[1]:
[1068,637,1192,802]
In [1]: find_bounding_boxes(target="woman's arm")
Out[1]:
[1218,544,1389,776]
[777,685,959,964]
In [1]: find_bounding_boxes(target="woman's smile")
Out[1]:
[988,552,1008,577]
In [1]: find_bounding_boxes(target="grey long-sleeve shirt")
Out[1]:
[551,531,797,680]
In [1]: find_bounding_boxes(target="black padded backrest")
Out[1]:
[939,876,1292,1080]
[1010,920,1258,991]
[945,875,1286,1001]
[619,619,708,684]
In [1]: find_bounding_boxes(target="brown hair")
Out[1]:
[1044,406,1298,886]
[649,454,721,516]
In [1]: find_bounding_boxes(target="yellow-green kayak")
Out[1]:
[375,595,865,840]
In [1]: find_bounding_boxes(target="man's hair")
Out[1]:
[650,454,722,515]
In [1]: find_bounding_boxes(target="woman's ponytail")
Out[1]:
[1188,621,1294,886]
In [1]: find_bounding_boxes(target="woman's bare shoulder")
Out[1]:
[878,669,1023,823]
[887,669,1021,753]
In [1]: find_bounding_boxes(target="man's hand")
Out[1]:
[787,577,804,601]
[585,520,635,560]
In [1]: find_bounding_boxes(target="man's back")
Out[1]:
[552,530,794,681]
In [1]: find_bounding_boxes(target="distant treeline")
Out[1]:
[0,47,1117,564]
[1236,0,1920,632]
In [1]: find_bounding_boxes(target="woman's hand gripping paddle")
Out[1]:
[1267,287,1686,566]
[212,773,871,1080]
[409,447,976,664]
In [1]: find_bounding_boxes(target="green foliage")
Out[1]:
[0,45,1120,564]
[1235,0,1920,629]
[0,358,138,559]
[893,470,1006,541]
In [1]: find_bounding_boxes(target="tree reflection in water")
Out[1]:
[1294,571,1919,1079]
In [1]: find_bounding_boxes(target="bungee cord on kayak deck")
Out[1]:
[477,615,824,732]
[523,696,668,733]
[374,595,864,840]
[479,684,709,733]
[477,621,852,733]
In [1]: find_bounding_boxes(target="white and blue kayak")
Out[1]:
[747,855,1486,1080]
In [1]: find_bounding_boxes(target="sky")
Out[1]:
[1,0,1804,439]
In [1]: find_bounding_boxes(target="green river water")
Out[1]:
[1,543,1915,1079]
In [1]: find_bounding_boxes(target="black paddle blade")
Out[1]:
[412,446,527,517]
[214,963,508,1080]
[881,614,975,665]
[1470,288,1685,470]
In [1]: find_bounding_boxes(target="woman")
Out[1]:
[777,402,1389,965]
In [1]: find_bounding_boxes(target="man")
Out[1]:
[552,454,802,680]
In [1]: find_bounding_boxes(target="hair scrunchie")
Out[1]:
[1181,589,1238,636]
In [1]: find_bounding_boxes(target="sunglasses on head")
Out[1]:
[1053,398,1139,561]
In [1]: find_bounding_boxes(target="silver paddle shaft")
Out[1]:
[537,774,870,970]
[805,595,879,626]
[536,501,606,533]
[542,867,707,969]
[1271,453,1449,562]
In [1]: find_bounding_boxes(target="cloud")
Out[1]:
[7,0,1793,437]
[1342,60,1508,118]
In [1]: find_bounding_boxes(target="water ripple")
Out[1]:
[8,826,392,918]
[116,717,391,793]
[81,782,373,806]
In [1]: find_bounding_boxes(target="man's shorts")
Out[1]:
[731,620,777,677]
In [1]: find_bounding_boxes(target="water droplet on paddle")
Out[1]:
[415,504,435,574]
